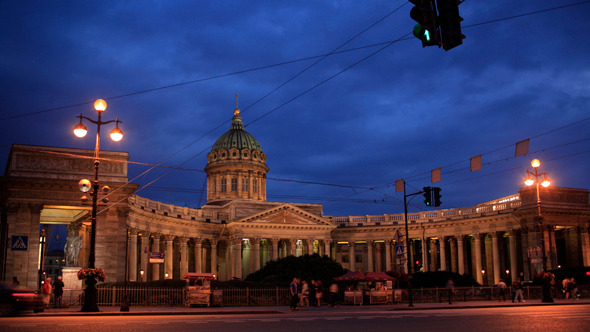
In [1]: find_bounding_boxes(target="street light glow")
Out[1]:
[94,99,107,112]
[73,120,88,138]
[531,159,540,168]
[524,177,534,186]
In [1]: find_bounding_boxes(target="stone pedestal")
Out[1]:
[62,267,83,290]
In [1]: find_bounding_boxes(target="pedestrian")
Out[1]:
[562,277,571,299]
[309,280,316,306]
[497,280,507,302]
[12,276,20,288]
[315,280,324,307]
[53,276,64,308]
[328,281,338,307]
[289,277,299,311]
[299,280,310,307]
[512,278,525,303]
[568,277,578,300]
[43,277,53,308]
[446,278,454,304]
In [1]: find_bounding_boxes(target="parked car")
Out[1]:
[0,282,41,316]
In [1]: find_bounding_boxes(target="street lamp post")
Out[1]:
[73,99,123,312]
[524,158,553,303]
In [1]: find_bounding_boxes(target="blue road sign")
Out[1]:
[395,245,404,257]
[12,236,28,251]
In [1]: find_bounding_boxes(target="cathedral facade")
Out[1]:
[2,106,590,288]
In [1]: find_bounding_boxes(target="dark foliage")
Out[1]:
[409,271,479,288]
[547,266,590,286]
[244,254,346,285]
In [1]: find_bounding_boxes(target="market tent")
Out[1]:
[334,271,367,281]
[364,272,396,281]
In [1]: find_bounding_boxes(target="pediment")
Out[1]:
[236,203,334,226]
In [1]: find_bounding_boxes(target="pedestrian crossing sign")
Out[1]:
[395,245,404,257]
[11,236,28,251]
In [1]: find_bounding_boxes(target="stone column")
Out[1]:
[232,238,242,279]
[421,238,429,272]
[164,235,174,279]
[306,239,313,255]
[492,232,501,284]
[457,236,465,275]
[474,234,483,284]
[508,230,518,283]
[253,237,261,272]
[289,239,297,257]
[152,234,161,281]
[367,241,374,272]
[349,242,356,272]
[385,239,392,272]
[449,237,457,273]
[581,227,590,266]
[272,238,279,261]
[194,238,202,273]
[180,237,188,278]
[129,229,138,281]
[375,242,383,272]
[210,239,218,276]
[439,237,447,271]
[140,232,149,281]
[429,239,438,271]
[324,240,331,258]
[520,227,531,281]
[547,226,558,270]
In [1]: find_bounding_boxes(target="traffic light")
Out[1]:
[409,0,440,47]
[433,187,442,207]
[423,186,432,206]
[437,0,464,51]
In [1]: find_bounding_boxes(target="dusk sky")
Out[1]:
[1,1,589,218]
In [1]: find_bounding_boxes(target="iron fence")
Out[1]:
[58,284,586,307]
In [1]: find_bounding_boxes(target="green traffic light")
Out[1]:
[413,24,431,42]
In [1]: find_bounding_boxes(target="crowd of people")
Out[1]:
[493,276,580,302]
[289,278,339,311]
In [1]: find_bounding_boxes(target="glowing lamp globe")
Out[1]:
[94,99,107,112]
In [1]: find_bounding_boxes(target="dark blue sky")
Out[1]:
[1,1,589,217]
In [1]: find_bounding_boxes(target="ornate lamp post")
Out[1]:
[524,158,553,302]
[73,99,123,312]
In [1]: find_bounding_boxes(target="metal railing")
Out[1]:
[59,284,585,307]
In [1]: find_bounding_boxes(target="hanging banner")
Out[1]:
[149,252,164,263]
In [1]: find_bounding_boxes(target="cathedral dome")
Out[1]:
[211,108,263,154]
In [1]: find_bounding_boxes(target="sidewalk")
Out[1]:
[24,298,590,317]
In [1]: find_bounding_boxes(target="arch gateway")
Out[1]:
[2,110,589,289]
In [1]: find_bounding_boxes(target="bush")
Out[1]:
[410,271,478,288]
[245,254,345,285]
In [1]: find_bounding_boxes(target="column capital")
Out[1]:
[192,237,203,245]
[128,228,140,236]
[251,237,262,245]
[164,235,175,242]
[449,237,456,244]
[208,238,218,246]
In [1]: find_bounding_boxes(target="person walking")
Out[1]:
[299,280,310,307]
[314,280,324,307]
[512,278,525,303]
[446,278,454,304]
[289,277,299,311]
[42,277,53,308]
[497,280,507,302]
[562,277,571,299]
[53,276,64,308]
[328,281,338,307]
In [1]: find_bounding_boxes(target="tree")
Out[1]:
[245,254,345,284]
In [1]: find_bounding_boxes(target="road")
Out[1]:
[1,305,589,332]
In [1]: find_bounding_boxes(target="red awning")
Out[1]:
[334,271,367,281]
[364,272,396,281]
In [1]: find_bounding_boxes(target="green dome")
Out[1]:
[211,110,263,153]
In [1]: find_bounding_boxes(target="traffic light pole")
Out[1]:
[403,183,427,307]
